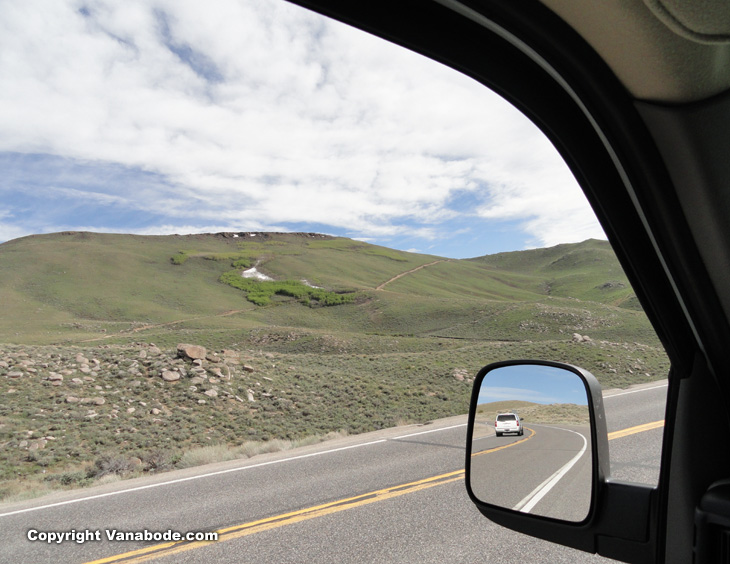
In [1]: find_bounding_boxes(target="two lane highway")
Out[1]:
[0,380,667,563]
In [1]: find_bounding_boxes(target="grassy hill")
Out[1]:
[0,232,652,348]
[0,232,668,500]
[470,238,639,309]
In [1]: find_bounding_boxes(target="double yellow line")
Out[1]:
[85,472,463,563]
[86,420,664,564]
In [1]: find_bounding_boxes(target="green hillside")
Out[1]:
[0,232,669,499]
[470,238,639,309]
[0,232,649,347]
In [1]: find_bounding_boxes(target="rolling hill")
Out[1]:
[0,231,653,348]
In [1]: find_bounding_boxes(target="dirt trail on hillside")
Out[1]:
[75,262,448,343]
[77,309,247,343]
[375,260,449,291]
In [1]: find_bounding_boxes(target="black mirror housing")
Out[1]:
[466,360,656,563]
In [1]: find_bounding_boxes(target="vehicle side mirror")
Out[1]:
[467,361,598,522]
[465,360,657,562]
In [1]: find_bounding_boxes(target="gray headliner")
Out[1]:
[540,0,730,102]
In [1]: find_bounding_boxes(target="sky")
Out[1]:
[0,0,606,259]
[477,364,589,406]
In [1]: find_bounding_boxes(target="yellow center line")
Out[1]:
[608,419,664,440]
[84,472,464,564]
[85,419,665,564]
[472,426,536,457]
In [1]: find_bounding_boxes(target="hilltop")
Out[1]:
[0,232,653,348]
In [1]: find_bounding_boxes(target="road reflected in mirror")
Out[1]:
[469,363,592,522]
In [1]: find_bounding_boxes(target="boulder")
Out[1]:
[177,344,207,360]
[161,371,180,382]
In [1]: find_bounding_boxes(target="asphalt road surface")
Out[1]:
[470,422,592,521]
[0,380,667,563]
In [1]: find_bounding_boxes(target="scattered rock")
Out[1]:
[598,281,626,290]
[161,371,180,382]
[7,371,23,378]
[452,368,469,382]
[177,344,207,361]
[243,365,255,373]
[203,389,218,398]
[29,440,47,451]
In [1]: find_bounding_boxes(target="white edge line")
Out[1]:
[391,423,466,440]
[512,428,587,513]
[0,422,466,519]
[0,439,386,518]
[603,383,668,399]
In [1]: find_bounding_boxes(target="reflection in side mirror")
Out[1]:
[467,361,596,523]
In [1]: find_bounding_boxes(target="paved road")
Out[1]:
[471,422,592,521]
[0,380,667,564]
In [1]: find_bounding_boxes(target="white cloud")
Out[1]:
[0,0,603,250]
[0,212,29,242]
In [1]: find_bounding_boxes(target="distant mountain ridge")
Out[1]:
[0,232,643,347]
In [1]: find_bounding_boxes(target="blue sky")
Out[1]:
[0,0,606,259]
[477,364,590,406]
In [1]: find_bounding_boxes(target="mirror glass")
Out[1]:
[469,363,592,522]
